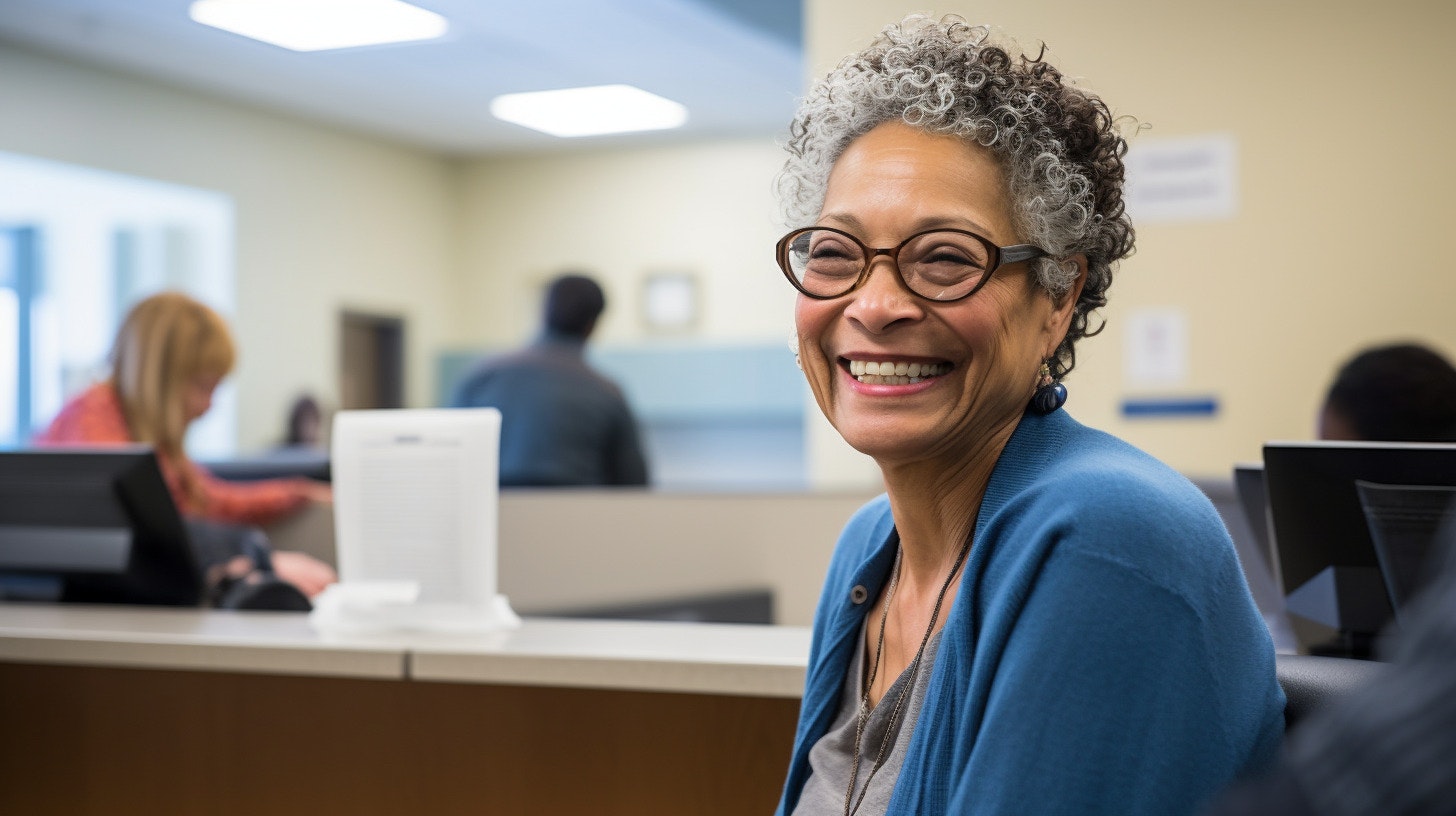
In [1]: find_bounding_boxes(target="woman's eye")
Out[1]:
[927,251,972,265]
[920,246,985,268]
[810,241,855,260]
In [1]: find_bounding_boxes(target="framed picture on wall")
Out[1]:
[641,272,698,331]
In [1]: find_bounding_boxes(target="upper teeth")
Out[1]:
[848,360,948,383]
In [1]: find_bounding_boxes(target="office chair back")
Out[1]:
[1355,480,1456,624]
[1275,653,1385,731]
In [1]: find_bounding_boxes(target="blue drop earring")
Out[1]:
[1030,361,1067,415]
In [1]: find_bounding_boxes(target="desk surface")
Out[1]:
[0,602,812,697]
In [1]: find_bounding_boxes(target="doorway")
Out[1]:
[339,310,405,410]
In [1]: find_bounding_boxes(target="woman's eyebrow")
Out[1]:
[816,212,997,238]
[814,212,866,231]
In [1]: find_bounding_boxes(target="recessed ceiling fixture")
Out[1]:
[188,0,449,52]
[489,85,689,138]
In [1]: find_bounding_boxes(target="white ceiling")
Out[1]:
[0,0,804,156]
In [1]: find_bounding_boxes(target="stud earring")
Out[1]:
[789,330,802,371]
[1029,361,1067,415]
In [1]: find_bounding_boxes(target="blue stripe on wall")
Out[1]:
[1120,397,1219,418]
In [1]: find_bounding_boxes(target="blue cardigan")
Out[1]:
[778,409,1285,816]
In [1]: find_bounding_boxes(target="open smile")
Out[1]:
[841,357,952,386]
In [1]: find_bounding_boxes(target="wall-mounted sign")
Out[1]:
[1125,308,1189,386]
[1124,134,1238,223]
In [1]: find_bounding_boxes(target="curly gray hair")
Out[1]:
[777,14,1135,379]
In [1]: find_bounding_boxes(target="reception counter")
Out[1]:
[0,603,811,815]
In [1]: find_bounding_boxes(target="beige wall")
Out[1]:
[455,141,795,349]
[807,0,1456,478]
[0,43,459,452]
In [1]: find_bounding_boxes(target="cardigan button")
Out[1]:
[850,585,868,604]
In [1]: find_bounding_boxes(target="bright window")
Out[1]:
[0,151,236,456]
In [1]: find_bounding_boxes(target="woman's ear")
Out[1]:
[1043,254,1088,356]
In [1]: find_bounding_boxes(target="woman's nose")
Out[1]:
[842,256,924,333]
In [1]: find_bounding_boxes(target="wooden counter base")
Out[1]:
[0,661,799,815]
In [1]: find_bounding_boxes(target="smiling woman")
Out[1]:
[774,15,1285,816]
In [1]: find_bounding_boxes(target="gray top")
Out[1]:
[791,624,943,816]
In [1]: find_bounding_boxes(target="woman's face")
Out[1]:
[794,121,1084,468]
[182,374,222,423]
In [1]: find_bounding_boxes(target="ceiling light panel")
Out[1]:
[189,0,449,52]
[489,85,689,138]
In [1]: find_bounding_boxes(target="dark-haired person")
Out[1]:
[1319,342,1456,442]
[449,273,649,487]
[282,393,325,449]
[774,15,1282,816]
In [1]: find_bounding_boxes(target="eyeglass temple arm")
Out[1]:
[999,245,1048,267]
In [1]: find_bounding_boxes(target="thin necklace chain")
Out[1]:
[843,534,973,816]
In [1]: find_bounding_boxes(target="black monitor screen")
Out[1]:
[0,447,203,606]
[1263,440,1456,634]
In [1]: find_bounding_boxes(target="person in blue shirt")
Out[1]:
[449,274,649,487]
[774,15,1284,816]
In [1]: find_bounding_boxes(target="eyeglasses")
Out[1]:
[775,226,1048,302]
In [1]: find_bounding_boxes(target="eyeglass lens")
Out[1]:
[784,228,994,301]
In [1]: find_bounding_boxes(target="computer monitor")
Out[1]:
[1262,440,1456,643]
[0,447,204,606]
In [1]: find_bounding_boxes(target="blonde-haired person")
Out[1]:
[37,291,335,599]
